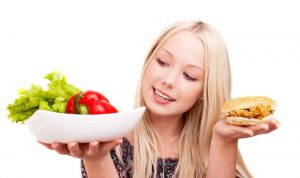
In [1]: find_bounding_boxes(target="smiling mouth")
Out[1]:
[153,87,176,102]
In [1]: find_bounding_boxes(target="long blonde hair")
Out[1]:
[132,20,253,178]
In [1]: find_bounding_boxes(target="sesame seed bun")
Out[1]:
[222,96,276,113]
[222,96,276,126]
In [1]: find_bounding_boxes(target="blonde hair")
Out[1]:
[131,20,253,178]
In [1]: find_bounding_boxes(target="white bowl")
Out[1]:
[26,106,146,143]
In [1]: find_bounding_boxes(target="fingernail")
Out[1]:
[265,124,270,130]
[52,143,58,149]
[90,142,98,147]
[70,143,77,149]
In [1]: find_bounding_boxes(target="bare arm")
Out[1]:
[82,154,119,178]
[39,139,122,178]
[206,132,237,178]
[206,118,280,178]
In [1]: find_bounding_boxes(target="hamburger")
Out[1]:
[222,96,276,125]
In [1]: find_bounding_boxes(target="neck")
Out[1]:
[149,112,184,158]
[149,113,184,139]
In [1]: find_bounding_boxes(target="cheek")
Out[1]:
[179,83,203,105]
[143,63,164,84]
[141,76,149,97]
[142,72,153,89]
[143,64,154,81]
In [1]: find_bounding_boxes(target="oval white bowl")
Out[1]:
[26,106,146,143]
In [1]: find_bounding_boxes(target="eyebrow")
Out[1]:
[187,64,203,72]
[160,49,174,58]
[159,48,203,71]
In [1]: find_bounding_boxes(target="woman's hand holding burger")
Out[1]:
[213,96,281,144]
[213,118,280,144]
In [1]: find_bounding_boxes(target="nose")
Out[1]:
[162,70,178,89]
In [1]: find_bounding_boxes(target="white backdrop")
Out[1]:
[0,0,299,177]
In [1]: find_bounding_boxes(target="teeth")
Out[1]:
[155,90,172,101]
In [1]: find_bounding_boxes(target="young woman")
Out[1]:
[40,20,280,178]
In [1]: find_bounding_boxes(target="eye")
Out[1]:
[183,72,197,81]
[156,58,168,66]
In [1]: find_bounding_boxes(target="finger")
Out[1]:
[101,139,123,152]
[246,123,270,135]
[38,141,53,150]
[231,126,254,139]
[52,143,70,155]
[266,119,281,131]
[68,142,83,158]
[86,141,99,156]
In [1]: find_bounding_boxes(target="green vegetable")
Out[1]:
[7,71,81,123]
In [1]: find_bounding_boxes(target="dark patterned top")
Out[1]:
[81,138,179,178]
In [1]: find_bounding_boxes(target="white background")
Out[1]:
[0,0,299,177]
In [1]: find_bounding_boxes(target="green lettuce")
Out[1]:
[7,71,81,123]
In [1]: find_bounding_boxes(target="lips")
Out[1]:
[153,87,176,103]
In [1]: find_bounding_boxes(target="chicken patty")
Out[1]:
[227,104,274,120]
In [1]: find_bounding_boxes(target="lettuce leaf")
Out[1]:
[7,71,81,123]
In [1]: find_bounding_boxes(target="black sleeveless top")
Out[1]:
[81,138,179,178]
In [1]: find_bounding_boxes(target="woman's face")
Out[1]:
[142,30,205,118]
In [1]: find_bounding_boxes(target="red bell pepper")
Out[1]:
[66,90,118,114]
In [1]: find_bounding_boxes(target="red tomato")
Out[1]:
[66,95,76,113]
[66,90,117,114]
[79,90,109,103]
[86,100,118,114]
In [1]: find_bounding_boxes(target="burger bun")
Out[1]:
[226,117,264,126]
